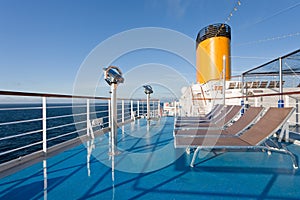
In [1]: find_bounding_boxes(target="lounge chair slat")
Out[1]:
[176,105,233,125]
[174,107,263,136]
[176,104,223,121]
[240,107,294,146]
[174,107,297,169]
[175,137,251,147]
[175,105,241,128]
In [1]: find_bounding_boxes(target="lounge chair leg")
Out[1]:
[278,124,287,142]
[190,147,200,167]
[263,142,272,155]
[268,138,281,149]
[186,147,191,155]
[212,150,218,156]
[285,123,290,142]
[263,146,298,169]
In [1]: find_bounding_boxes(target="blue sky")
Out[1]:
[0,0,299,99]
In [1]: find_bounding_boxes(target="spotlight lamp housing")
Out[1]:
[143,85,153,95]
[103,66,124,85]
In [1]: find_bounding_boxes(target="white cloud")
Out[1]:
[166,0,191,18]
[148,0,193,18]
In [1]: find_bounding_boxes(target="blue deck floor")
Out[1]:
[0,117,300,199]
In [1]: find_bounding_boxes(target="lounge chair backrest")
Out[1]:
[240,107,294,146]
[216,105,242,126]
[206,104,223,119]
[224,107,264,135]
[210,105,233,123]
[205,104,223,118]
[176,104,223,120]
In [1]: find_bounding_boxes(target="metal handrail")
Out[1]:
[0,118,42,126]
[47,112,86,120]
[0,90,110,100]
[0,141,43,157]
[0,129,42,141]
[0,90,158,101]
[0,106,42,111]
[46,121,85,131]
[89,110,108,115]
[47,105,86,109]
[47,127,87,142]
[103,122,109,126]
[0,90,161,165]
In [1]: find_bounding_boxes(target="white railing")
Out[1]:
[0,91,160,164]
[187,91,300,132]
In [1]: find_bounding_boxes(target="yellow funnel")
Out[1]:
[196,23,231,84]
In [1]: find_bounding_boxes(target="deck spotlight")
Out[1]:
[143,85,153,120]
[103,66,124,85]
[103,66,124,155]
[143,85,153,95]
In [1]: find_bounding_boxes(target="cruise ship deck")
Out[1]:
[1,117,300,200]
[0,38,299,200]
[1,1,300,199]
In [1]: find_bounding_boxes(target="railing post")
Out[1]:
[174,101,177,117]
[137,100,140,117]
[255,97,258,107]
[131,100,133,119]
[285,95,289,107]
[152,101,155,116]
[122,100,124,123]
[158,100,160,117]
[42,97,47,154]
[296,100,299,131]
[87,99,90,137]
[285,95,290,142]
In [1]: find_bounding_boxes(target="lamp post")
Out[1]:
[143,85,153,120]
[278,57,284,108]
[222,55,226,105]
[103,66,124,155]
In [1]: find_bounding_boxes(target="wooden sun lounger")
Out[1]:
[176,104,224,121]
[174,107,264,137]
[175,105,241,129]
[174,107,298,169]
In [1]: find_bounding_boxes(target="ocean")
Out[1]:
[0,102,148,164]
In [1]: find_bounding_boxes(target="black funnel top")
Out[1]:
[196,23,231,44]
